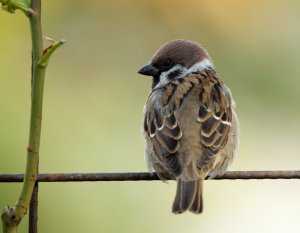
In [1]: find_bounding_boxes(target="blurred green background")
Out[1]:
[1,0,300,232]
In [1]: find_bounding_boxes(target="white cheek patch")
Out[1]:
[154,64,186,89]
[153,59,214,89]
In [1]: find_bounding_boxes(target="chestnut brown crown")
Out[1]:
[138,39,211,77]
[152,39,210,69]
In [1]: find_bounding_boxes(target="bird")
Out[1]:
[138,39,239,214]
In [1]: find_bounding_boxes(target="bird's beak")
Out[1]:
[138,64,160,77]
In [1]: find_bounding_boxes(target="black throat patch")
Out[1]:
[152,76,160,89]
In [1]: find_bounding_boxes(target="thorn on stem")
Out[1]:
[28,8,34,16]
[27,146,33,152]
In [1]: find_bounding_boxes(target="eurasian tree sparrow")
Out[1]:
[138,39,239,214]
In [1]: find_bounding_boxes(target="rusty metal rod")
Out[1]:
[1,171,300,183]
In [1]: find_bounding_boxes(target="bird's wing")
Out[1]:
[143,82,186,176]
[144,106,183,175]
[195,69,233,167]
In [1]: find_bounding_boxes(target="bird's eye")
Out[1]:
[162,59,173,69]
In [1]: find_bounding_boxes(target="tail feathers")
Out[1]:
[172,178,203,214]
[190,179,203,214]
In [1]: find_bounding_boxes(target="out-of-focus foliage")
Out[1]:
[1,1,300,232]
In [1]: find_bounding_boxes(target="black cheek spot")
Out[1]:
[167,69,182,80]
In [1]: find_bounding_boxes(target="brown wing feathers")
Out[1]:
[197,74,232,167]
[145,107,182,175]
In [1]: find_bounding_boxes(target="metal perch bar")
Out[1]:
[1,170,300,183]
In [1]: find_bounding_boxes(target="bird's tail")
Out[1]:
[172,178,203,214]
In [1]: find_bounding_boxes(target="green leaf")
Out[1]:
[1,0,31,15]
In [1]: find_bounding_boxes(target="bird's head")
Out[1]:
[138,39,214,89]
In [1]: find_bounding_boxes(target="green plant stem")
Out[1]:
[1,0,64,231]
[1,0,44,232]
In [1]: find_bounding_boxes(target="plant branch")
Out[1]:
[1,0,64,232]
[38,39,66,67]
